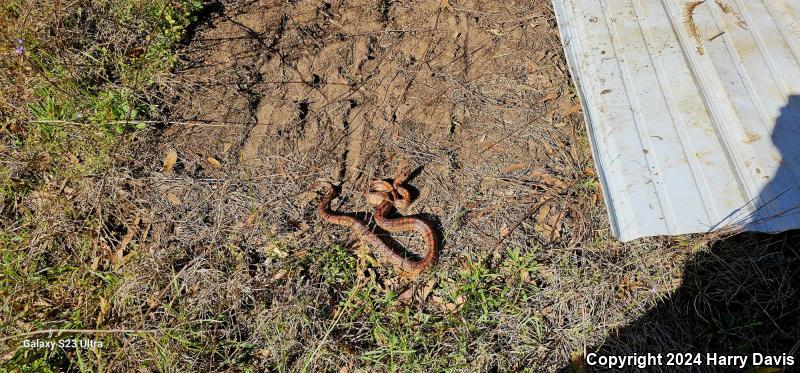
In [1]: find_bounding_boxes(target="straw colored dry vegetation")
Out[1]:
[2,1,798,372]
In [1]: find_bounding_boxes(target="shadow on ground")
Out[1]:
[588,231,800,372]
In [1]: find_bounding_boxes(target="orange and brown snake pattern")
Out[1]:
[314,170,439,277]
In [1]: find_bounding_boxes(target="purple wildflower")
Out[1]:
[15,39,24,55]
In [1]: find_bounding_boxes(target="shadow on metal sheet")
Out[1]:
[745,94,800,232]
[559,96,800,372]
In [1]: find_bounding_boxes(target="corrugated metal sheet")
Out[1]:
[552,0,800,241]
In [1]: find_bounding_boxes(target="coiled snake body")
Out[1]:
[314,171,438,277]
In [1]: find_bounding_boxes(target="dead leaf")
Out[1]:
[500,224,510,237]
[538,267,557,284]
[592,189,601,204]
[276,158,287,175]
[244,212,256,227]
[95,297,110,326]
[398,287,414,301]
[540,92,559,102]
[563,102,583,116]
[165,193,182,206]
[113,217,139,267]
[535,173,567,188]
[146,293,162,309]
[500,163,527,174]
[127,47,144,58]
[28,190,55,207]
[418,278,437,302]
[255,349,271,359]
[207,157,222,169]
[532,49,547,62]
[267,242,289,258]
[382,276,398,291]
[271,269,288,281]
[534,205,552,234]
[162,149,178,173]
[520,269,531,283]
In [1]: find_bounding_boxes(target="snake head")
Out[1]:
[367,179,413,209]
[393,159,416,185]
[369,179,393,192]
[366,180,391,206]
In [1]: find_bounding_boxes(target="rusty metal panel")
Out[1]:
[552,0,800,241]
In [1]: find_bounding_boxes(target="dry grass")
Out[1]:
[2,0,799,372]
[1,0,203,370]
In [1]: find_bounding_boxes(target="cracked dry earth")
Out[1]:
[122,0,684,370]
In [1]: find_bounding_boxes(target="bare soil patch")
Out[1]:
[161,0,595,259]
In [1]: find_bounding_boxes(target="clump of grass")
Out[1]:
[0,0,202,369]
[266,246,545,372]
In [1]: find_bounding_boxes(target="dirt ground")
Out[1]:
[156,0,612,257]
[119,0,691,370]
[161,0,596,248]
